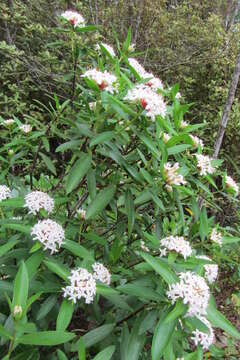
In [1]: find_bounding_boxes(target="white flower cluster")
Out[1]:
[3,119,15,126]
[175,92,181,99]
[24,191,54,215]
[190,135,204,149]
[63,268,96,304]
[0,185,11,202]
[20,124,32,133]
[82,69,117,93]
[196,255,218,284]
[163,133,171,143]
[160,236,192,259]
[180,120,188,128]
[96,43,116,57]
[92,262,111,285]
[31,219,65,253]
[195,154,215,176]
[167,271,210,317]
[124,84,166,120]
[210,228,222,247]
[128,58,164,91]
[191,316,214,350]
[164,162,186,191]
[140,240,150,252]
[61,10,85,27]
[77,208,86,220]
[225,175,239,195]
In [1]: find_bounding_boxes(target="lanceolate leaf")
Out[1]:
[66,153,92,194]
[72,324,115,351]
[152,313,176,360]
[125,189,135,236]
[92,345,115,360]
[56,299,74,331]
[12,261,29,309]
[86,185,116,220]
[43,259,70,281]
[18,331,75,345]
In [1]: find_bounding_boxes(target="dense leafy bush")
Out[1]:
[1,8,240,360]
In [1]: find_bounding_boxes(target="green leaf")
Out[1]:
[207,296,240,339]
[140,252,178,284]
[56,140,82,153]
[90,131,114,147]
[12,261,29,309]
[137,133,160,158]
[36,295,57,321]
[123,28,132,52]
[77,338,86,360]
[0,323,12,340]
[117,284,160,302]
[63,240,94,260]
[72,324,115,351]
[86,168,96,200]
[164,301,187,323]
[25,251,44,280]
[43,259,70,281]
[0,197,24,208]
[92,345,115,360]
[56,300,74,331]
[18,331,75,345]
[86,185,116,220]
[66,153,92,194]
[0,238,19,257]
[167,144,191,155]
[96,284,132,311]
[127,315,146,360]
[39,152,56,175]
[152,313,176,360]
[1,223,31,234]
[222,236,240,245]
[75,25,99,33]
[57,349,68,360]
[125,189,135,236]
[199,207,208,241]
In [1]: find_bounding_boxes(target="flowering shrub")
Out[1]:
[0,9,240,360]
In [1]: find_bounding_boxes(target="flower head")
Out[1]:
[3,119,15,126]
[140,240,150,252]
[167,271,210,317]
[128,43,135,52]
[180,120,189,128]
[190,135,204,149]
[0,185,11,202]
[195,154,215,176]
[191,316,214,350]
[176,92,182,99]
[24,191,54,215]
[196,255,218,284]
[96,43,115,57]
[164,162,186,190]
[31,219,64,253]
[20,124,32,133]
[160,236,192,259]
[77,208,86,220]
[63,268,96,304]
[92,262,111,285]
[124,84,166,120]
[225,175,239,196]
[128,58,147,78]
[210,228,222,247]
[163,133,171,143]
[61,10,85,27]
[82,69,118,93]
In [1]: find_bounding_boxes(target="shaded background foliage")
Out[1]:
[1,1,240,161]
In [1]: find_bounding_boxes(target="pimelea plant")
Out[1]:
[0,9,240,360]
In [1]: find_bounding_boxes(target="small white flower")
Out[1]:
[167,271,210,317]
[124,84,166,120]
[61,10,85,28]
[92,262,111,285]
[195,154,215,176]
[20,124,32,133]
[160,236,192,259]
[164,162,186,187]
[77,208,86,220]
[140,240,150,252]
[163,133,171,143]
[210,228,222,247]
[190,135,204,149]
[128,43,135,52]
[176,92,181,99]
[3,119,15,126]
[180,120,189,128]
[196,255,218,284]
[144,73,164,91]
[191,316,214,350]
[0,185,11,202]
[82,69,118,94]
[63,268,96,304]
[13,305,22,318]
[96,43,116,57]
[24,191,54,215]
[89,101,97,110]
[128,58,147,78]
[31,219,65,254]
[225,175,239,195]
